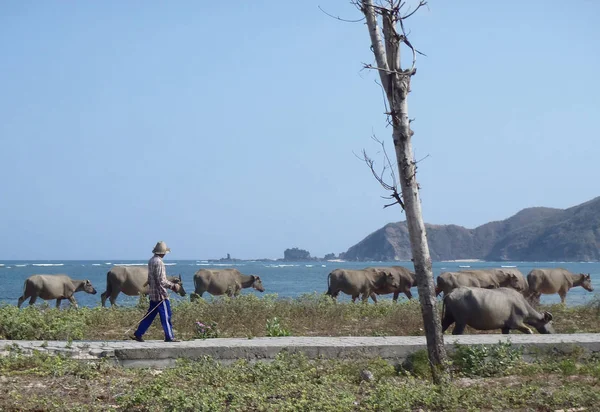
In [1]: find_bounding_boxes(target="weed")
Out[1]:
[451,341,523,377]
[266,317,291,337]
[194,321,219,339]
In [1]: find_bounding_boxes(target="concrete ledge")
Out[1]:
[2,334,600,368]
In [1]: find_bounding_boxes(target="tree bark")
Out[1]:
[360,0,448,383]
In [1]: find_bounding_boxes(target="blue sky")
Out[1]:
[1,0,598,260]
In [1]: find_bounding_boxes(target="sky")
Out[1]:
[1,0,599,260]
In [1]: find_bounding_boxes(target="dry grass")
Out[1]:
[0,293,599,341]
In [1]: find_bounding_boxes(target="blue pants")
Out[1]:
[134,299,175,341]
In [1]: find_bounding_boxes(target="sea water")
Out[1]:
[0,260,598,308]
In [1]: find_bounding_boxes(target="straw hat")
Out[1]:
[152,241,171,255]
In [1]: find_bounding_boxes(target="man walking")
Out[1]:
[131,241,181,342]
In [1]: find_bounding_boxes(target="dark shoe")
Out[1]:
[165,338,181,342]
[130,334,144,342]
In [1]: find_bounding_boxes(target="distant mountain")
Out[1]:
[341,197,600,262]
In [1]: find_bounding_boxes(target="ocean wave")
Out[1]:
[105,263,112,265]
[15,264,27,267]
[305,265,313,268]
[115,263,146,266]
[321,265,326,268]
[92,264,102,266]
[501,265,517,268]
[165,263,177,266]
[32,263,64,267]
[0,264,4,267]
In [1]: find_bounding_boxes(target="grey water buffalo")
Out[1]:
[461,268,528,293]
[366,266,415,301]
[190,268,265,300]
[442,287,554,335]
[326,268,400,303]
[100,266,186,307]
[436,271,499,296]
[17,274,97,309]
[526,268,594,304]
[436,268,528,296]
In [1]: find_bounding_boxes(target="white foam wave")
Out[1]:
[321,265,326,268]
[501,265,517,268]
[0,264,4,267]
[114,263,146,266]
[15,264,27,267]
[92,264,102,266]
[458,265,471,268]
[165,263,177,266]
[6,266,11,269]
[105,263,112,265]
[32,263,64,267]
[305,265,314,268]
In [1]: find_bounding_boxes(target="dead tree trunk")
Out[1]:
[357,0,448,383]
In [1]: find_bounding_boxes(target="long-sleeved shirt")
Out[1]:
[147,255,175,301]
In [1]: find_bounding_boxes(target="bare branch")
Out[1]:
[359,136,404,210]
[415,154,430,164]
[318,5,365,23]
[402,0,427,19]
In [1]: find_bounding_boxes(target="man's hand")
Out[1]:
[171,283,181,293]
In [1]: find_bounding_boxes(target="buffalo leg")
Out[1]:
[100,292,108,307]
[68,296,79,309]
[362,292,371,303]
[452,323,466,335]
[501,327,510,334]
[403,290,412,300]
[56,299,62,309]
[109,291,120,307]
[441,311,455,333]
[28,296,37,306]
[559,291,567,304]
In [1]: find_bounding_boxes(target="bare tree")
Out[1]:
[353,0,448,382]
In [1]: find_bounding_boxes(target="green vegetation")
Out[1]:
[1,344,600,411]
[0,294,598,341]
[265,317,291,337]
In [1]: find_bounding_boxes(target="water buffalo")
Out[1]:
[325,268,400,303]
[100,266,186,307]
[366,266,415,301]
[17,274,97,309]
[442,287,554,335]
[436,268,527,296]
[461,268,528,294]
[526,268,594,304]
[190,268,265,301]
[436,271,499,296]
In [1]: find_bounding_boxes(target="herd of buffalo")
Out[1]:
[15,265,594,335]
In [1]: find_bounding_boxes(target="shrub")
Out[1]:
[451,341,523,377]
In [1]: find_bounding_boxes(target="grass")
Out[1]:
[0,344,599,411]
[1,293,599,341]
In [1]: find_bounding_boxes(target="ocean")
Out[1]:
[0,260,598,308]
